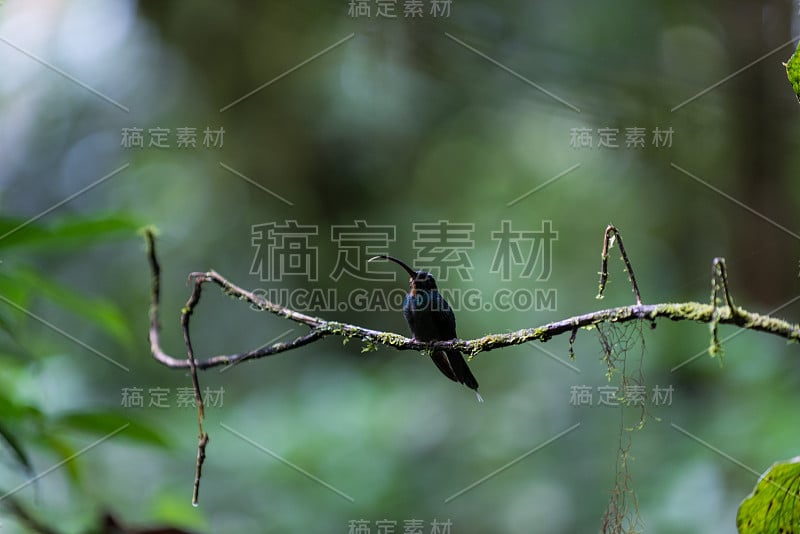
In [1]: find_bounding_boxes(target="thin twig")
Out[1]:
[711,257,736,311]
[145,228,172,366]
[181,275,208,506]
[181,277,205,420]
[193,432,209,508]
[598,224,643,305]
[708,257,741,360]
[568,325,579,360]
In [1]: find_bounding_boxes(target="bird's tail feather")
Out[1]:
[442,349,479,391]
[430,349,458,383]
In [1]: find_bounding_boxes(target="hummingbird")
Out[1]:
[369,255,482,401]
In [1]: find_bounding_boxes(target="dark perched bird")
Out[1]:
[369,255,482,401]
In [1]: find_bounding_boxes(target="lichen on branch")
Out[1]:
[145,228,800,371]
[143,225,800,508]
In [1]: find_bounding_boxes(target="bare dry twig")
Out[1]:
[598,224,642,305]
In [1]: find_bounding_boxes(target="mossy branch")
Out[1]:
[143,225,800,506]
[145,229,800,372]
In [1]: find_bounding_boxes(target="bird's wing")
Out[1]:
[429,292,480,390]
[431,291,458,339]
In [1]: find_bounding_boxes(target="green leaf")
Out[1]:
[0,419,34,478]
[737,456,800,533]
[0,306,24,346]
[0,272,32,312]
[0,214,140,251]
[4,268,133,345]
[51,411,170,448]
[0,369,45,420]
[0,388,43,483]
[41,434,83,487]
[785,41,800,102]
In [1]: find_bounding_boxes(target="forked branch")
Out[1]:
[143,225,800,505]
[145,228,800,371]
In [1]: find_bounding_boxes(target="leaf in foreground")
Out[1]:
[785,41,800,102]
[737,456,800,533]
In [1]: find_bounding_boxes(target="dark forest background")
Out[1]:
[1,1,799,532]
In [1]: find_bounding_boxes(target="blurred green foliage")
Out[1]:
[0,215,176,531]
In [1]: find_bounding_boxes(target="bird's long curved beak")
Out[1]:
[367,255,417,278]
